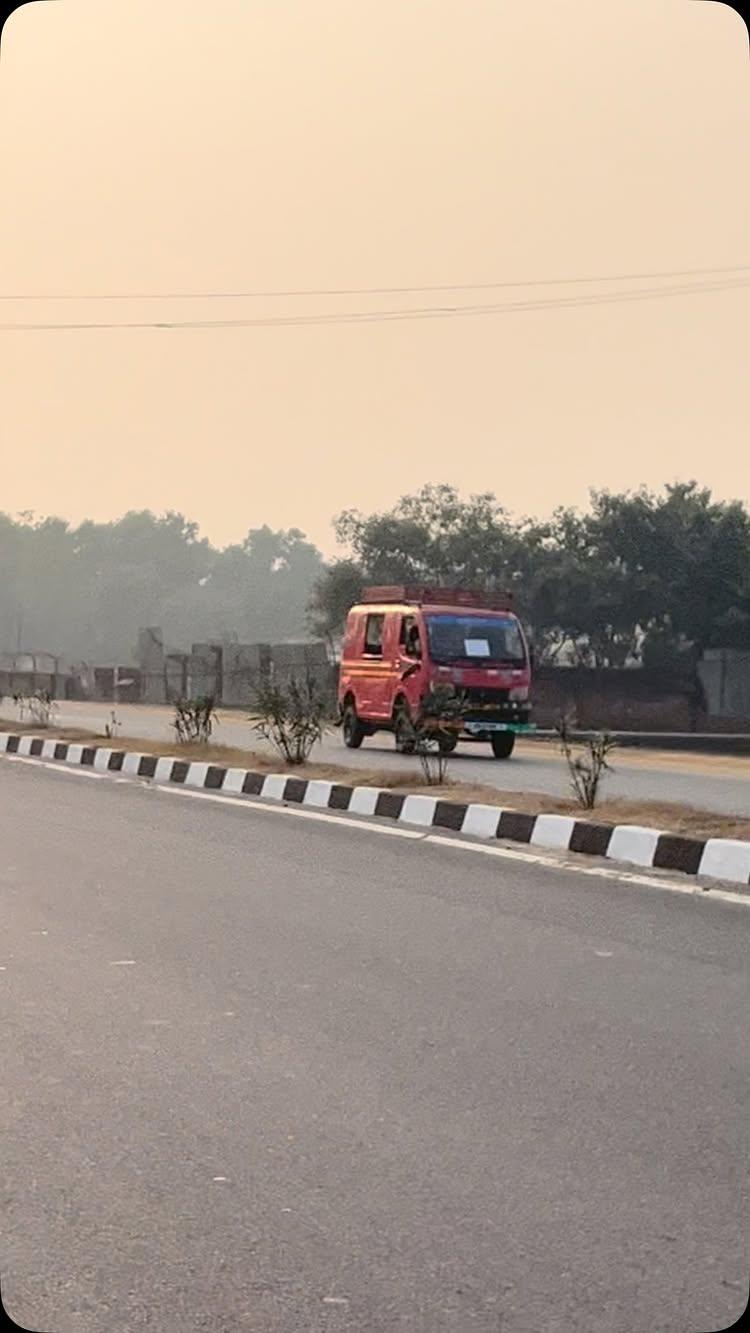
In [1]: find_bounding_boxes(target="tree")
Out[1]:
[321,479,750,668]
[0,508,325,662]
[307,559,365,654]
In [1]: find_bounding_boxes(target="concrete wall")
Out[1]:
[0,671,62,698]
[136,628,166,704]
[221,643,271,706]
[531,665,706,732]
[270,641,329,687]
[188,643,223,700]
[698,650,750,720]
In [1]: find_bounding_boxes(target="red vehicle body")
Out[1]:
[338,586,534,759]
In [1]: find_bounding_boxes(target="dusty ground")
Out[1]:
[5,717,749,843]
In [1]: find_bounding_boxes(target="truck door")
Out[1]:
[360,611,387,717]
[391,613,424,716]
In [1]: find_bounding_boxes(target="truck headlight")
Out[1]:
[509,686,529,701]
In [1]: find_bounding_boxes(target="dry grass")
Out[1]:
[3,719,748,843]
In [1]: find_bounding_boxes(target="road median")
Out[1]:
[2,727,749,890]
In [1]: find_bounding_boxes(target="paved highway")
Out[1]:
[8,699,750,817]
[1,758,748,1332]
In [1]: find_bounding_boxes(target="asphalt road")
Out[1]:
[9,699,750,817]
[1,758,748,1333]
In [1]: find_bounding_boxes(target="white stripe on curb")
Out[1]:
[699,838,750,884]
[400,794,439,827]
[461,804,503,839]
[607,825,662,868]
[348,787,386,817]
[303,779,335,808]
[530,814,576,850]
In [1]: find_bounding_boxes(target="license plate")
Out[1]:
[463,722,535,735]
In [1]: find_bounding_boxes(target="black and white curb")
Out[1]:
[3,732,750,889]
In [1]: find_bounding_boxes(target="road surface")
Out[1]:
[1,757,748,1332]
[7,699,750,817]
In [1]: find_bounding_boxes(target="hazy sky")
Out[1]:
[0,0,747,554]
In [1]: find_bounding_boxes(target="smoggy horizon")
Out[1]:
[1,0,748,554]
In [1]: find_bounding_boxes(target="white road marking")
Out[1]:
[109,959,137,966]
[212,1176,228,1182]
[4,755,104,779]
[594,950,614,957]
[158,784,424,838]
[426,834,750,905]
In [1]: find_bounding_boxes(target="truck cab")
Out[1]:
[337,585,534,759]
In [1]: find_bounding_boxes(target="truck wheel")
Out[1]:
[342,704,366,749]
[491,732,515,759]
[394,708,416,755]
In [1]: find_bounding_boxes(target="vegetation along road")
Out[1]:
[6,699,749,819]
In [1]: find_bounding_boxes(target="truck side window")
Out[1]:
[400,616,422,659]
[364,613,385,656]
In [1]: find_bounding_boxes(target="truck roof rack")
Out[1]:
[361,585,514,610]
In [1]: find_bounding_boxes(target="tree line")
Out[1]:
[2,480,749,669]
[308,481,750,669]
[0,510,323,662]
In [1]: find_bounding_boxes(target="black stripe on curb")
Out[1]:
[569,822,614,857]
[138,755,158,779]
[329,784,353,810]
[6,736,20,753]
[242,771,265,796]
[653,834,705,877]
[30,738,44,756]
[434,800,468,831]
[375,792,405,820]
[205,765,227,790]
[497,810,537,843]
[284,777,308,804]
[108,752,125,771]
[54,742,68,760]
[170,761,190,784]
[81,747,97,766]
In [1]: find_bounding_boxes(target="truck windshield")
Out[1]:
[425,614,526,665]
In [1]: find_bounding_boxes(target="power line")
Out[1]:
[0,263,749,303]
[0,274,748,333]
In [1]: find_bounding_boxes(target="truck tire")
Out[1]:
[342,703,367,749]
[491,732,515,759]
[394,707,416,755]
[437,732,458,755]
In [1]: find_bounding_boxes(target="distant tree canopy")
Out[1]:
[4,482,749,668]
[0,510,324,662]
[309,482,750,666]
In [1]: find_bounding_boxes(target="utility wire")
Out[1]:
[0,263,749,303]
[0,274,748,332]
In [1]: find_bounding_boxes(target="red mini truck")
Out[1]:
[337,586,534,759]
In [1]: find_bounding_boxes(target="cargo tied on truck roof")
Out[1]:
[360,585,515,610]
[338,586,534,760]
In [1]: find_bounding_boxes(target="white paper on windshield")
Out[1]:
[464,638,490,656]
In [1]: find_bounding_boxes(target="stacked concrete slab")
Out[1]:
[187,643,223,701]
[269,641,329,687]
[136,628,167,704]
[698,650,750,720]
[221,643,271,706]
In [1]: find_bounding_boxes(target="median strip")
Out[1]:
[3,730,749,890]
